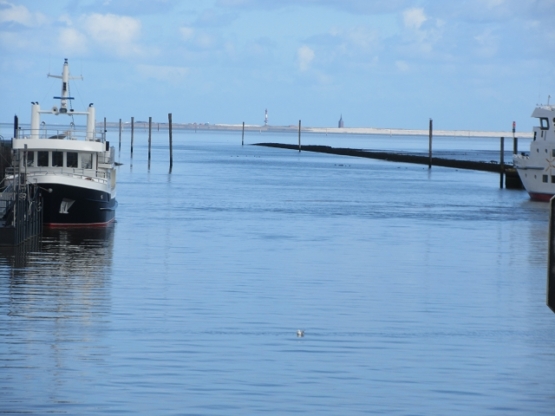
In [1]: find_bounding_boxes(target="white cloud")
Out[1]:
[473,29,499,58]
[58,27,88,55]
[297,45,315,71]
[83,13,143,56]
[396,7,445,58]
[344,27,380,51]
[486,0,505,6]
[217,0,411,15]
[396,60,409,71]
[180,26,194,41]
[179,26,221,50]
[137,64,189,84]
[195,32,216,49]
[403,8,427,30]
[0,1,46,27]
[0,30,32,50]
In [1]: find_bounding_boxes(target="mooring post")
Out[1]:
[13,115,18,138]
[168,113,173,173]
[512,121,518,154]
[548,197,555,313]
[298,120,301,152]
[500,137,505,188]
[428,118,433,169]
[118,118,122,153]
[148,116,152,169]
[242,121,245,146]
[131,116,134,158]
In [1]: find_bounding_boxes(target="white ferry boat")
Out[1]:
[513,104,555,202]
[9,58,117,226]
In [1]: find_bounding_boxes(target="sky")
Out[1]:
[1,0,555,132]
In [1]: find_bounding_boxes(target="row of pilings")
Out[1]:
[107,116,522,188]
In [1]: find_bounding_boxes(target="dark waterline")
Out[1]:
[0,131,553,415]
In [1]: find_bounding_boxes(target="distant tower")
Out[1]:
[265,109,268,126]
[338,114,344,128]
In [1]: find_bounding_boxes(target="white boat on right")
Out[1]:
[513,104,555,202]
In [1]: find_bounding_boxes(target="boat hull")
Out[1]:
[528,192,554,202]
[39,183,117,227]
[514,156,554,202]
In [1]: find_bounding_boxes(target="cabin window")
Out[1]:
[81,153,93,169]
[551,175,555,183]
[52,151,63,167]
[66,152,78,168]
[552,149,555,157]
[540,118,549,130]
[26,151,34,167]
[37,151,48,167]
[543,175,548,183]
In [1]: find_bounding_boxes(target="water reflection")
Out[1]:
[0,225,114,267]
[0,226,115,319]
[0,227,115,411]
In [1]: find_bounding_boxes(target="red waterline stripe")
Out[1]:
[44,218,116,228]
[528,192,554,202]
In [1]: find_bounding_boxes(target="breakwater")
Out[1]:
[254,143,505,172]
[254,143,523,188]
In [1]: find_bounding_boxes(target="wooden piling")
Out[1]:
[131,116,134,158]
[13,115,18,138]
[428,118,433,169]
[512,121,517,154]
[148,116,152,169]
[168,113,173,172]
[118,119,122,153]
[242,121,245,146]
[298,120,301,152]
[500,137,505,188]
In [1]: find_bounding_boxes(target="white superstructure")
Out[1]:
[513,104,555,201]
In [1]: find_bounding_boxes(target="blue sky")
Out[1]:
[1,0,554,132]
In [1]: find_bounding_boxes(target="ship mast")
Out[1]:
[30,59,96,141]
[47,58,82,114]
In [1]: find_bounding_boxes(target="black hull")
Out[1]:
[39,183,117,227]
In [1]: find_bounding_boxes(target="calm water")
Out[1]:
[0,130,553,415]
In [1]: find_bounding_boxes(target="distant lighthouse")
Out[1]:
[338,114,344,128]
[265,109,268,126]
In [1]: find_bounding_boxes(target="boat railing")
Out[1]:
[17,128,106,142]
[25,167,110,185]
